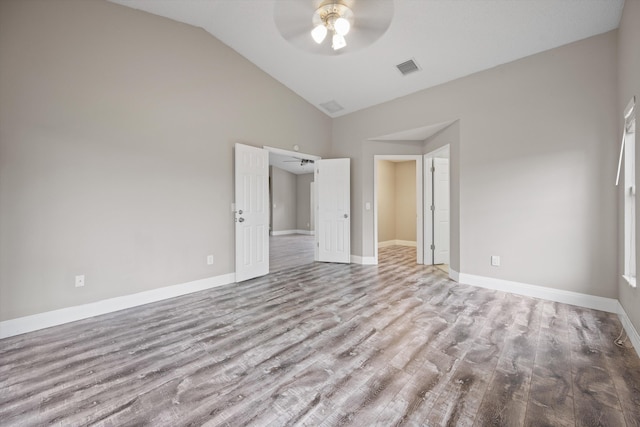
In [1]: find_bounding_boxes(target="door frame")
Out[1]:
[424,145,450,266]
[373,155,423,265]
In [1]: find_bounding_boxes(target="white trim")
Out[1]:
[457,272,619,313]
[271,229,312,236]
[0,273,236,339]
[449,268,460,282]
[263,145,321,161]
[622,275,637,288]
[617,302,640,357]
[378,240,417,248]
[351,255,377,265]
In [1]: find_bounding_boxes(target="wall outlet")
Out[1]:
[491,256,501,267]
[75,275,85,287]
[207,255,214,265]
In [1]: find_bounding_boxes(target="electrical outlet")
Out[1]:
[491,256,501,267]
[207,255,214,265]
[75,275,85,287]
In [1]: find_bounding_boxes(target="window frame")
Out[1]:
[623,100,637,288]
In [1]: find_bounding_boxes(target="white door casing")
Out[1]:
[433,157,450,265]
[235,143,269,282]
[316,159,351,263]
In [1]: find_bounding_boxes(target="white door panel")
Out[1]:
[316,159,350,263]
[433,157,450,265]
[235,143,269,281]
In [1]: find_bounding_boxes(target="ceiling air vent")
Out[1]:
[396,59,420,76]
[320,100,344,114]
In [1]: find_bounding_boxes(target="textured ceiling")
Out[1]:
[109,0,624,118]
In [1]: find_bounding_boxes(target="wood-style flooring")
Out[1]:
[1,245,639,426]
[270,234,315,273]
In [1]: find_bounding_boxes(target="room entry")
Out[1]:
[234,143,351,282]
[373,155,424,264]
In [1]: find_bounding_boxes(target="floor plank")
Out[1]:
[1,245,639,426]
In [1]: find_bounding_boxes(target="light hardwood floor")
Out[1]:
[1,245,639,426]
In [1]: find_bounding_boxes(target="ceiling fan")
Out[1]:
[273,0,394,55]
[284,158,315,166]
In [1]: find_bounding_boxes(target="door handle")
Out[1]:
[238,217,245,222]
[344,214,349,218]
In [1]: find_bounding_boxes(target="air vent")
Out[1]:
[320,100,344,114]
[396,59,420,76]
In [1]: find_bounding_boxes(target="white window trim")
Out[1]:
[622,96,636,288]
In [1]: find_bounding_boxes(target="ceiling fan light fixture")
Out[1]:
[332,33,346,50]
[310,2,353,51]
[334,17,350,36]
[311,24,327,44]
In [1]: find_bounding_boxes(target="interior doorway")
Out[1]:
[264,146,319,273]
[424,145,450,271]
[373,155,423,265]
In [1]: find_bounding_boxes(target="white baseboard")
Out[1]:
[617,301,640,357]
[457,272,619,314]
[0,273,236,339]
[351,255,377,265]
[449,268,460,282]
[271,230,314,236]
[378,240,417,248]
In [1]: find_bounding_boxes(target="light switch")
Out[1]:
[491,255,500,266]
[365,202,371,211]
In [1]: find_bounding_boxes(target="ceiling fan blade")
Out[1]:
[274,0,315,41]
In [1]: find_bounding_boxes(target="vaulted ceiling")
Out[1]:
[110,0,624,117]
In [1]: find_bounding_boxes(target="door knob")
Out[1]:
[238,209,243,214]
[344,214,349,218]
[238,217,245,222]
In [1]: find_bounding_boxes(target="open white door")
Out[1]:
[316,159,350,263]
[235,143,269,282]
[433,157,450,265]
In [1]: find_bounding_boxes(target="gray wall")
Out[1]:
[618,0,640,333]
[270,167,297,233]
[333,31,618,298]
[377,161,396,243]
[395,161,417,242]
[296,173,314,232]
[0,0,331,321]
[377,160,416,244]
